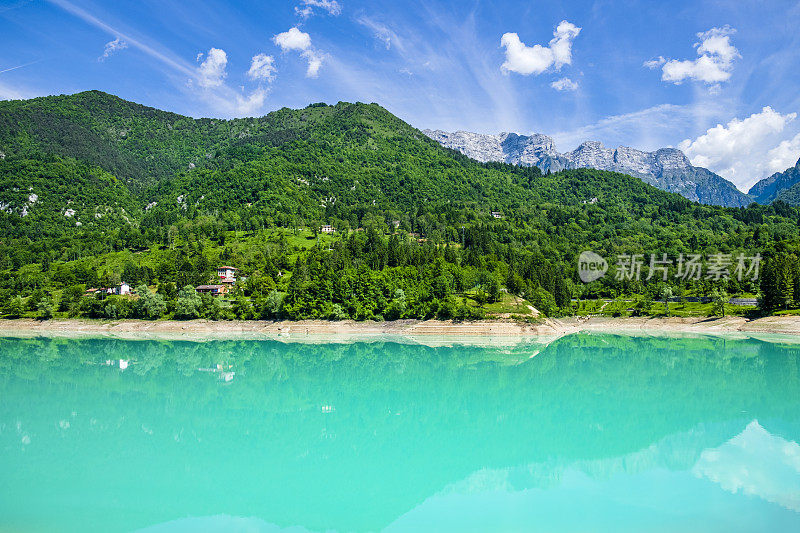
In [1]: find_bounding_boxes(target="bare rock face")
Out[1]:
[423,130,753,207]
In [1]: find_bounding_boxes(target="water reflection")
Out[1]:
[0,334,799,532]
[694,420,800,511]
[386,421,800,532]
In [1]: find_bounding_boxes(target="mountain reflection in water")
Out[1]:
[1,333,799,532]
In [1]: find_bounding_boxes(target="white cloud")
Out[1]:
[247,53,276,82]
[551,77,578,91]
[693,421,800,512]
[273,27,324,78]
[643,56,665,70]
[678,106,800,190]
[766,133,800,170]
[295,0,341,19]
[303,50,324,78]
[195,47,227,88]
[232,88,269,115]
[190,48,271,115]
[274,27,312,51]
[295,6,313,18]
[98,37,127,61]
[500,20,581,76]
[651,26,740,87]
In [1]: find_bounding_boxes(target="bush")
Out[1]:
[529,287,557,317]
[260,290,285,320]
[711,288,729,317]
[200,293,222,320]
[384,289,407,320]
[328,303,348,321]
[27,289,45,312]
[134,284,166,319]
[37,296,54,320]
[100,296,131,319]
[232,296,254,320]
[59,285,85,312]
[436,297,456,320]
[3,296,24,318]
[486,278,501,303]
[174,285,202,319]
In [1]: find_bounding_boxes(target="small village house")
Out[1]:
[196,284,227,296]
[217,266,237,284]
[115,282,131,296]
[320,224,335,234]
[86,282,132,297]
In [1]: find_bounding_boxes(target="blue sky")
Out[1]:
[2,0,800,190]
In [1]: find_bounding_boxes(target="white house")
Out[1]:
[217,266,237,284]
[104,282,131,296]
[320,225,335,234]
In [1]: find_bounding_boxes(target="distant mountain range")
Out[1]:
[748,157,800,205]
[424,130,755,207]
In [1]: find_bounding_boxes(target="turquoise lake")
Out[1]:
[2,333,800,532]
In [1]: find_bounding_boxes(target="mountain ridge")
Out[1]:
[424,129,754,207]
[748,157,800,205]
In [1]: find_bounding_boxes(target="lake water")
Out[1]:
[2,333,800,532]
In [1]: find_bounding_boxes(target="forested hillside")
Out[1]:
[1,91,799,321]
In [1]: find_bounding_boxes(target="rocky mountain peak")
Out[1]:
[424,129,753,207]
[576,140,605,150]
[652,148,692,171]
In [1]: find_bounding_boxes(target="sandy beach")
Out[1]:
[0,315,799,344]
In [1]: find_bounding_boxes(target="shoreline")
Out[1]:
[0,316,799,345]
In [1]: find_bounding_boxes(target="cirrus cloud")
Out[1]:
[295,0,341,19]
[500,20,581,76]
[99,37,127,61]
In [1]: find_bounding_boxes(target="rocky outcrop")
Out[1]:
[424,129,754,207]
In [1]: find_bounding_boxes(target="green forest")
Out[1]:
[1,90,800,321]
